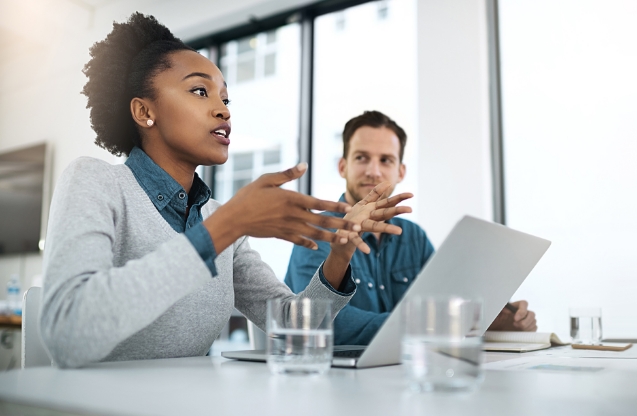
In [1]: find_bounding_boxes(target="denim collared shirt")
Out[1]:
[285,194,435,345]
[125,147,219,275]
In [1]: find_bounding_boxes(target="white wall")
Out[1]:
[501,0,637,339]
[0,0,323,187]
[417,0,493,246]
[0,0,319,293]
[0,0,492,293]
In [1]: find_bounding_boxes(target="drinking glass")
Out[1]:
[401,296,484,392]
[266,298,333,375]
[569,307,602,345]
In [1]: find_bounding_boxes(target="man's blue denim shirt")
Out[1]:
[285,194,435,345]
[125,147,219,275]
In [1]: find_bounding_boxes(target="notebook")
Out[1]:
[483,331,569,352]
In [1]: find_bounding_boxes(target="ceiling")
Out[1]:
[0,0,111,67]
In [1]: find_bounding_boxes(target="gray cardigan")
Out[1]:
[40,157,353,368]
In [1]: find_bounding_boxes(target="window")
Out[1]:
[377,1,389,19]
[208,23,301,280]
[499,0,637,338]
[193,0,419,280]
[215,148,283,197]
[220,31,279,85]
[312,0,419,219]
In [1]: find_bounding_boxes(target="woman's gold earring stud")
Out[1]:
[147,120,154,127]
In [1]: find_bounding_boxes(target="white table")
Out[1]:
[0,352,636,416]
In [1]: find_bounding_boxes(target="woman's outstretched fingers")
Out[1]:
[282,221,351,249]
[369,206,412,222]
[299,210,361,233]
[295,193,352,214]
[300,222,356,245]
[342,230,370,254]
[359,219,403,235]
[285,233,318,250]
[260,163,308,187]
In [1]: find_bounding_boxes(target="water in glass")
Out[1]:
[267,328,333,375]
[402,335,484,392]
[570,316,603,345]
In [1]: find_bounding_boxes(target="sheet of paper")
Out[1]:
[484,356,637,372]
[532,345,637,359]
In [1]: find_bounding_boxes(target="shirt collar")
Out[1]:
[189,172,212,208]
[125,147,211,210]
[338,193,348,205]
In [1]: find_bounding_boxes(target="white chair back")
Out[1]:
[21,287,52,368]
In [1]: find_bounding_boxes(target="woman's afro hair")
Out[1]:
[82,12,195,156]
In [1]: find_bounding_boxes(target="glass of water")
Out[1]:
[401,296,484,393]
[569,307,602,345]
[266,298,333,375]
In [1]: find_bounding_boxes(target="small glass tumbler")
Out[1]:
[569,307,602,345]
[401,296,484,393]
[266,298,333,375]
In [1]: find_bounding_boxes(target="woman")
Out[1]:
[40,13,412,368]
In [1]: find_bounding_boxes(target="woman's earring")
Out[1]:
[146,119,154,127]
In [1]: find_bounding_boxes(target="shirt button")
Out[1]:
[379,285,385,290]
[368,282,373,288]
[403,277,408,283]
[157,194,164,201]
[355,279,361,284]
[178,192,186,200]
[376,253,380,258]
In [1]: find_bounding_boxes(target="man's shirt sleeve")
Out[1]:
[318,263,356,295]
[285,240,355,295]
[285,242,330,293]
[333,305,390,345]
[286,241,386,345]
[420,227,436,269]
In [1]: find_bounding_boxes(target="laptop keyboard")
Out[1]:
[333,349,365,358]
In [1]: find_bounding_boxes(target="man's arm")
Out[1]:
[488,300,538,331]
[333,305,389,345]
[286,242,390,345]
[285,242,332,293]
[285,241,359,295]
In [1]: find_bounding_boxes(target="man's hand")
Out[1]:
[323,182,412,289]
[488,300,537,332]
[331,181,413,256]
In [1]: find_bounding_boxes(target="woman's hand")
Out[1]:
[204,163,361,254]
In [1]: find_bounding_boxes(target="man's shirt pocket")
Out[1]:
[390,265,421,302]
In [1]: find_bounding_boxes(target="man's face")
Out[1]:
[338,126,406,205]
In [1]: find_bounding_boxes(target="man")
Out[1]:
[285,110,537,345]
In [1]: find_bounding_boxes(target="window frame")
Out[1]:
[188,0,378,197]
[487,0,506,225]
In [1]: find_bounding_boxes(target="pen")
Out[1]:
[504,302,518,314]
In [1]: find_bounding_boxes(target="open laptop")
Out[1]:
[222,215,551,368]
